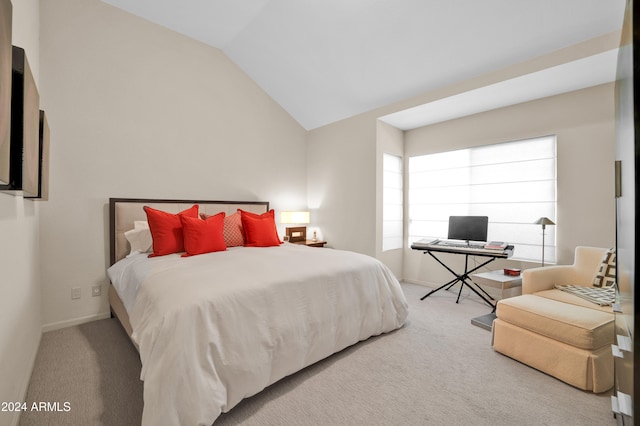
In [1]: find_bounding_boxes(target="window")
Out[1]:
[383,153,403,251]
[408,136,556,262]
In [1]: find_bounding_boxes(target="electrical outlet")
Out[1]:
[71,287,81,300]
[92,285,101,297]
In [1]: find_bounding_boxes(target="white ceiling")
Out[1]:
[101,0,626,130]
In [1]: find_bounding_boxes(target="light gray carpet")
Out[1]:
[20,283,615,425]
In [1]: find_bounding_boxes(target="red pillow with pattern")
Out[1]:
[200,211,245,247]
[180,212,226,256]
[144,204,199,257]
[223,212,245,247]
[239,209,282,247]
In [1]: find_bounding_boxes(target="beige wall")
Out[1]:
[0,2,41,425]
[307,113,378,255]
[37,0,307,330]
[403,83,616,290]
[375,120,404,278]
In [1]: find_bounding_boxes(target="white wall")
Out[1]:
[0,2,41,425]
[403,83,616,290]
[37,0,307,330]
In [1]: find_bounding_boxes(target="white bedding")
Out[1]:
[108,243,408,425]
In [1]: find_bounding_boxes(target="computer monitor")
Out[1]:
[447,216,488,242]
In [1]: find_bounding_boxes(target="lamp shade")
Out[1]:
[280,211,310,224]
[534,217,555,226]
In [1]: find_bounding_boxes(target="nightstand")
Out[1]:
[472,270,522,299]
[294,239,327,248]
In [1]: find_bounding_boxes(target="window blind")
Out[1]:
[383,153,403,251]
[408,136,556,262]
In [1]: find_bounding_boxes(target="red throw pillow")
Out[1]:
[144,205,199,257]
[239,209,282,247]
[180,212,226,256]
[201,211,245,247]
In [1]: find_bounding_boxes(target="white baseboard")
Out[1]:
[402,278,438,288]
[41,312,111,333]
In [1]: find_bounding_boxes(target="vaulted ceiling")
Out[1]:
[101,0,626,130]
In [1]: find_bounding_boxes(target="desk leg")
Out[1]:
[455,256,471,303]
[420,252,464,301]
[459,256,497,301]
[420,277,461,300]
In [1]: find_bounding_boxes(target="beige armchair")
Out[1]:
[522,246,609,295]
[492,246,615,392]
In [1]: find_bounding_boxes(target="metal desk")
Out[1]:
[410,241,514,309]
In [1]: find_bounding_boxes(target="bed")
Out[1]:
[107,198,409,426]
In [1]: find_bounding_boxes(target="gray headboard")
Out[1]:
[109,198,269,265]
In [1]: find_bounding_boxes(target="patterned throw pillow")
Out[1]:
[223,212,245,247]
[201,211,245,247]
[592,248,616,288]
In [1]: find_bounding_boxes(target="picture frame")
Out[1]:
[0,46,40,197]
[26,110,49,200]
[0,0,12,186]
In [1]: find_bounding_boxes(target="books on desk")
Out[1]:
[411,238,440,248]
[484,241,508,250]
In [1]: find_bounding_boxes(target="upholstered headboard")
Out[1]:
[109,198,269,265]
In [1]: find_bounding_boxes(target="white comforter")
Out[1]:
[108,243,408,425]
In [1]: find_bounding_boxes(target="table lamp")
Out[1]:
[280,211,310,243]
[534,217,555,266]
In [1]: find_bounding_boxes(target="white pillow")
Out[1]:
[124,221,152,256]
[133,220,149,229]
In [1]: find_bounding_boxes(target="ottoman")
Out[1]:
[492,293,614,392]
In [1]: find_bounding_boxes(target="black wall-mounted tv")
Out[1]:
[447,216,488,242]
[0,0,12,186]
[0,45,40,197]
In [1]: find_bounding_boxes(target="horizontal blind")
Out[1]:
[408,136,556,262]
[383,153,403,251]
